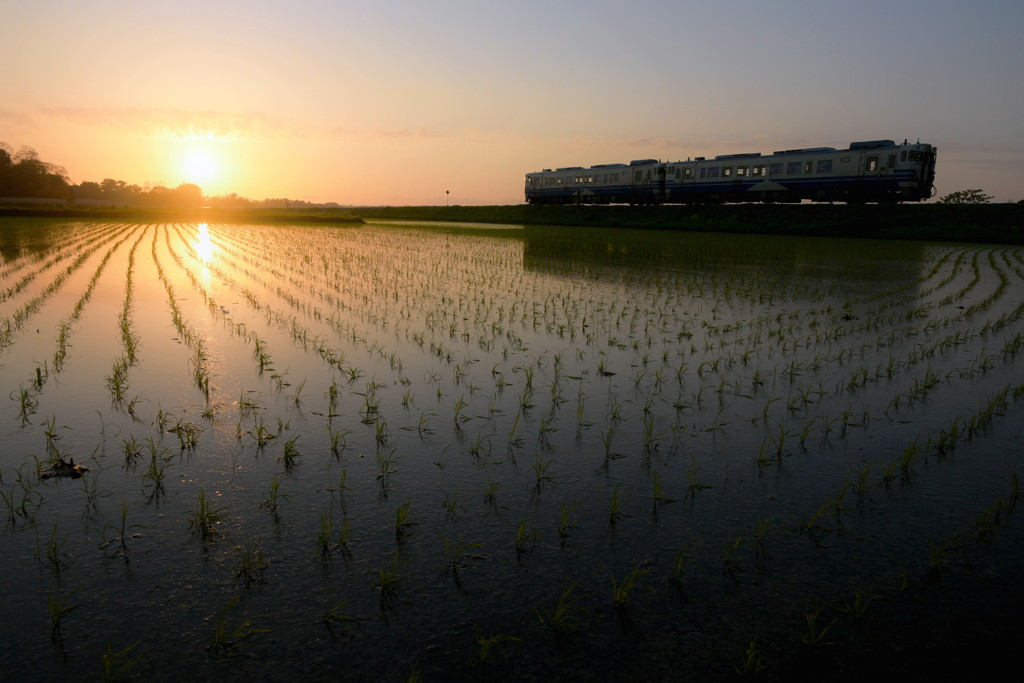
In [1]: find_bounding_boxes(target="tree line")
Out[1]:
[1,142,203,208]
[1,142,342,210]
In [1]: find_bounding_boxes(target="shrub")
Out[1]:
[938,188,992,204]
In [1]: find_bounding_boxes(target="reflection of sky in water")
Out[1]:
[2,220,1023,680]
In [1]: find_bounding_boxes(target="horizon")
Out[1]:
[3,1,1023,204]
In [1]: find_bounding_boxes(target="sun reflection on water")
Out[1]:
[196,223,214,263]
[195,223,215,285]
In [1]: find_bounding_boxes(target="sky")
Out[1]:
[2,0,1023,205]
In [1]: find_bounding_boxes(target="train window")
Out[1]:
[787,161,801,174]
[901,151,907,161]
[737,166,748,177]
[610,173,619,182]
[699,168,707,179]
[769,163,783,175]
[753,165,765,177]
[683,168,692,179]
[866,156,879,172]
[708,167,720,178]
[556,178,564,185]
[888,155,897,169]
[817,160,832,173]
[722,167,733,178]
[804,161,813,173]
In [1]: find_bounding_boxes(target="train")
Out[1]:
[524,139,936,205]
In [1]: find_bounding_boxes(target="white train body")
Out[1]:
[525,140,936,205]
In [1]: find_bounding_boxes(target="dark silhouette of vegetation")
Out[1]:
[0,143,71,199]
[2,141,339,211]
[1,142,204,208]
[938,188,992,204]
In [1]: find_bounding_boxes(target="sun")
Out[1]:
[181,147,221,186]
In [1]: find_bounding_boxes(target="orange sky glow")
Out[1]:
[2,1,1023,204]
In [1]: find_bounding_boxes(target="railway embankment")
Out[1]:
[356,203,1024,244]
[2,203,1021,244]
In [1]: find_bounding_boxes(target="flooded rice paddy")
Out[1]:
[2,218,1023,680]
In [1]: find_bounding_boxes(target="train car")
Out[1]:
[525,139,936,205]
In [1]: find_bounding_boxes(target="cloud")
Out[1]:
[38,106,311,142]
[323,124,448,141]
[0,109,37,137]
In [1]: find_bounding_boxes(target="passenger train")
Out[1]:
[525,139,936,205]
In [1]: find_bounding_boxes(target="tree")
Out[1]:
[937,189,992,205]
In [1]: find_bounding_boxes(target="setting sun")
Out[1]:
[181,147,221,186]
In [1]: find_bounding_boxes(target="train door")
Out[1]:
[654,165,666,203]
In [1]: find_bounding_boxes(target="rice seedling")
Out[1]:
[722,533,745,576]
[187,489,226,540]
[532,455,555,488]
[669,544,690,585]
[98,640,143,682]
[611,563,653,607]
[800,602,839,648]
[377,449,398,481]
[558,498,580,539]
[734,640,768,675]
[373,550,403,596]
[483,477,499,505]
[514,517,538,553]
[208,596,269,658]
[315,511,335,557]
[100,498,147,555]
[322,595,360,632]
[37,521,69,572]
[169,419,202,450]
[10,384,38,422]
[141,448,169,493]
[260,474,289,512]
[442,535,486,571]
[608,483,628,526]
[247,416,276,448]
[536,579,587,636]
[395,500,417,539]
[290,378,307,407]
[832,588,879,626]
[47,587,80,639]
[233,540,270,585]
[475,628,520,666]
[278,435,302,469]
[686,454,711,492]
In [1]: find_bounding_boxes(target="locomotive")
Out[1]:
[525,139,936,205]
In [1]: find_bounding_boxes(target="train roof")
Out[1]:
[849,140,896,149]
[715,153,762,160]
